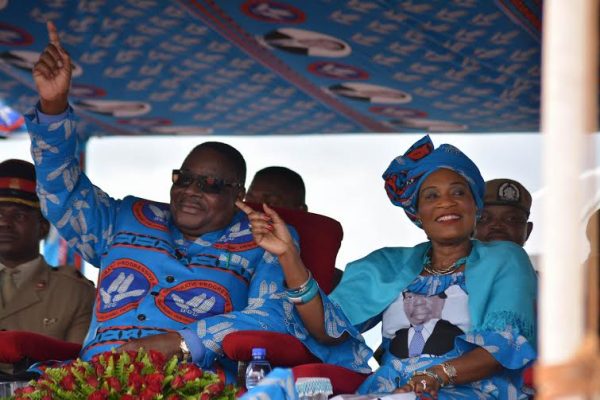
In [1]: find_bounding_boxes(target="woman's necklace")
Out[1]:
[422,248,468,275]
[423,261,461,275]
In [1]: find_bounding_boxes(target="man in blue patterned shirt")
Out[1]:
[25,21,301,381]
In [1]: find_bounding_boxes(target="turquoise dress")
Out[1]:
[285,240,537,399]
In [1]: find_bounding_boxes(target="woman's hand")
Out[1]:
[33,21,71,115]
[235,201,296,257]
[395,372,442,400]
[118,332,181,360]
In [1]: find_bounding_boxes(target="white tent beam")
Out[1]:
[539,0,598,398]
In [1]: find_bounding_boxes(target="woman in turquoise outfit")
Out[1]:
[237,136,537,399]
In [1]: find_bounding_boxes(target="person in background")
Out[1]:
[0,159,95,373]
[245,166,307,211]
[239,135,537,399]
[246,166,344,289]
[475,178,533,246]
[25,21,309,382]
[0,159,95,342]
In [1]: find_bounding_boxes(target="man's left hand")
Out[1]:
[118,331,181,360]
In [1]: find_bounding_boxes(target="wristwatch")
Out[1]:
[178,333,191,362]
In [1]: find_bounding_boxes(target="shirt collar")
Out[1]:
[0,255,42,288]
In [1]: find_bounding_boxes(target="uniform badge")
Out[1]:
[497,182,520,202]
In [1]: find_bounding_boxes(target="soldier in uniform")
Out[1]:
[475,178,533,246]
[0,159,95,343]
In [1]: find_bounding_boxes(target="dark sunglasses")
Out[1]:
[171,169,242,195]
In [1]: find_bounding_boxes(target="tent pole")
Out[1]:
[538,0,599,398]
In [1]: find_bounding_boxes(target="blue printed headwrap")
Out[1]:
[382,135,485,227]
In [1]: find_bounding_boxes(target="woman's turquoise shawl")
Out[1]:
[330,239,537,344]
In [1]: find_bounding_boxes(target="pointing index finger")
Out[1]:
[235,200,253,215]
[46,21,61,48]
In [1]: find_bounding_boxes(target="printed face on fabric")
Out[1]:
[0,203,48,265]
[170,147,244,240]
[416,168,477,245]
[403,291,445,326]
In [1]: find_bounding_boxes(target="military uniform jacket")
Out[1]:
[0,257,95,343]
[26,109,303,379]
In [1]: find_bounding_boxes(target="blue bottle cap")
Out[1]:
[252,347,266,357]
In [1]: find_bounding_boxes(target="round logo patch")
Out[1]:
[117,117,172,127]
[241,1,305,23]
[96,259,158,322]
[369,106,427,118]
[0,23,33,45]
[133,200,170,232]
[156,280,233,324]
[70,84,107,98]
[307,62,368,80]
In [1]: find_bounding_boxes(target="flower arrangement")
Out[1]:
[6,349,239,400]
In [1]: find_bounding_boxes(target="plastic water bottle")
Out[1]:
[245,347,272,390]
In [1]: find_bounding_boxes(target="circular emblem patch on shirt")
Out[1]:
[96,259,158,321]
[133,200,170,232]
[156,280,233,324]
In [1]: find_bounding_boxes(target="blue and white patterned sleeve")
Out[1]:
[25,106,119,267]
[186,237,299,368]
[455,327,536,371]
[282,287,374,374]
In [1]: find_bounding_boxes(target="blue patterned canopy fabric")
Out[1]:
[0,0,542,138]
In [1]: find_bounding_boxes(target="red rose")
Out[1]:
[171,375,184,389]
[90,354,102,364]
[200,393,211,400]
[204,382,224,395]
[166,395,182,400]
[149,349,166,367]
[182,365,203,381]
[139,388,159,400]
[15,386,35,394]
[107,376,121,392]
[94,363,105,376]
[120,395,137,400]
[145,372,165,393]
[133,361,146,372]
[60,374,76,390]
[86,376,99,388]
[87,389,109,400]
[128,371,144,392]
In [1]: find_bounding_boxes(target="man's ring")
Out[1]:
[420,379,427,390]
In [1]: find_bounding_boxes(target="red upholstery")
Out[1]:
[0,331,81,363]
[244,202,343,294]
[523,365,534,388]
[293,363,369,395]
[222,331,320,366]
[223,205,369,392]
[223,205,343,367]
